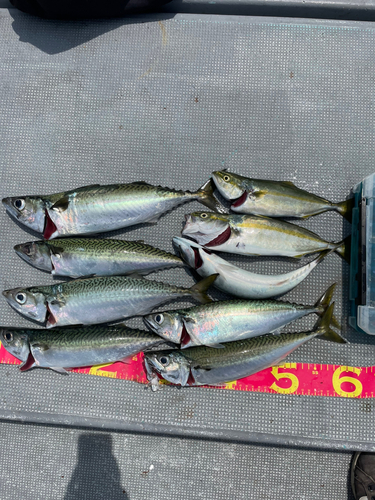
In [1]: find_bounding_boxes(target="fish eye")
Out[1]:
[14,199,25,211]
[155,314,164,325]
[200,213,208,219]
[3,332,13,342]
[23,244,32,255]
[15,292,27,304]
[223,175,230,182]
[159,356,169,367]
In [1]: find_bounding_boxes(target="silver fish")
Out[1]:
[143,284,338,347]
[144,303,346,389]
[0,324,174,374]
[173,236,327,299]
[2,180,224,240]
[182,212,349,261]
[2,274,217,328]
[212,170,353,220]
[14,238,185,278]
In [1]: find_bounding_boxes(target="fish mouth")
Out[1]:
[231,191,248,208]
[142,316,154,331]
[204,226,231,247]
[43,210,58,240]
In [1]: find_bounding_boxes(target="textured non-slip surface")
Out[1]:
[0,11,375,448]
[0,420,355,500]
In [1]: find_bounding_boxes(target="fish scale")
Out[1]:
[2,274,216,328]
[2,180,225,239]
[0,324,172,372]
[143,285,336,348]
[144,304,345,388]
[182,211,348,260]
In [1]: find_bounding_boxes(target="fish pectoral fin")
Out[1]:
[252,190,267,199]
[49,244,65,257]
[120,356,134,365]
[49,297,66,307]
[270,328,282,335]
[51,196,70,212]
[147,214,162,224]
[50,367,69,374]
[183,316,197,327]
[125,272,144,279]
[31,343,49,352]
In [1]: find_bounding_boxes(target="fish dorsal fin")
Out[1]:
[279,181,297,188]
[66,275,96,283]
[130,181,151,186]
[73,184,101,192]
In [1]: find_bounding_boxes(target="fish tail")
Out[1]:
[189,273,218,304]
[195,179,228,214]
[314,248,333,265]
[315,303,347,343]
[314,283,341,329]
[335,198,354,222]
[334,235,351,264]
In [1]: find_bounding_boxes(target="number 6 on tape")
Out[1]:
[332,366,363,398]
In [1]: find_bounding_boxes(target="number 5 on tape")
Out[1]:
[270,365,299,395]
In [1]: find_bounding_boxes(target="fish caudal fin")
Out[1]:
[195,179,228,214]
[314,283,341,329]
[335,198,354,223]
[189,273,218,304]
[315,303,347,344]
[334,235,351,264]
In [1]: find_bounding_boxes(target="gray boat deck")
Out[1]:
[0,8,373,498]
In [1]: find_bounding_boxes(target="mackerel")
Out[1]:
[2,274,217,328]
[0,324,174,374]
[14,238,185,278]
[143,284,338,347]
[144,303,346,389]
[182,212,350,261]
[2,180,224,239]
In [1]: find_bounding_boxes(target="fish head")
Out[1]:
[14,241,53,272]
[2,196,45,234]
[144,351,191,386]
[0,328,30,363]
[143,311,183,344]
[182,212,231,247]
[172,237,208,271]
[2,287,47,323]
[211,171,247,200]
